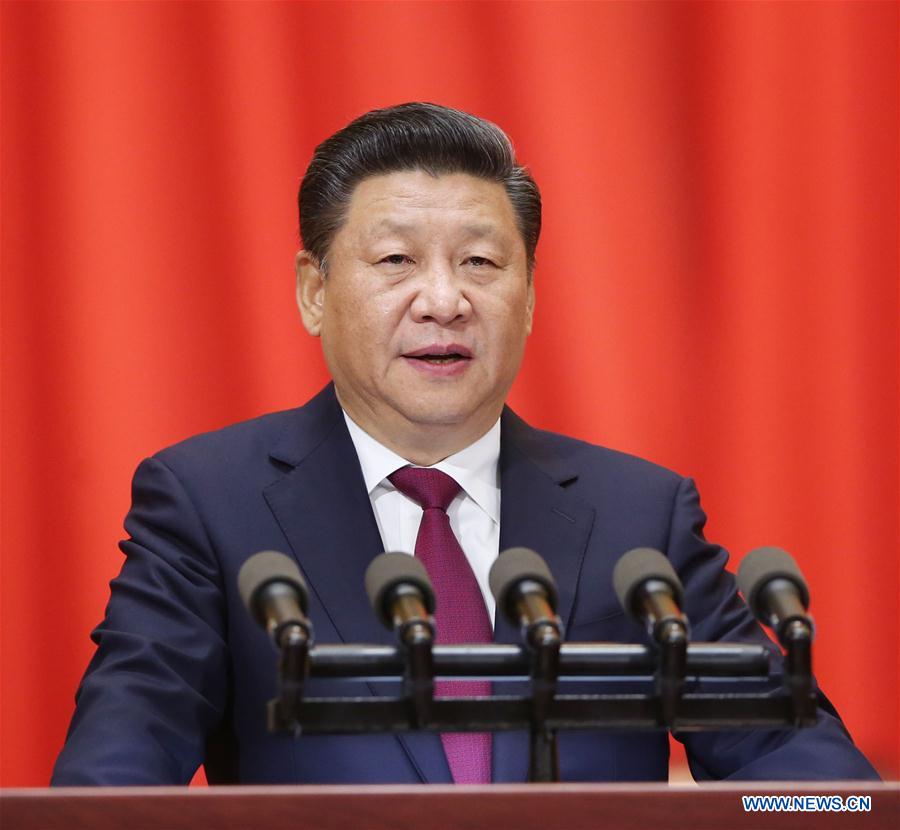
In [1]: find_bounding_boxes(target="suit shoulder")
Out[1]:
[503,415,694,544]
[150,408,301,475]
[509,415,686,497]
[145,385,342,485]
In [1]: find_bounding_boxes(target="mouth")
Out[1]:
[402,344,473,376]
[407,354,469,365]
[403,344,473,365]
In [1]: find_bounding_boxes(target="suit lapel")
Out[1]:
[492,407,596,783]
[262,385,450,783]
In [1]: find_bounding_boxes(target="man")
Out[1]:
[52,103,877,785]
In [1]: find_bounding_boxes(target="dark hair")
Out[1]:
[298,102,541,272]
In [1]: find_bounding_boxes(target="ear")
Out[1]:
[524,279,536,335]
[295,250,326,336]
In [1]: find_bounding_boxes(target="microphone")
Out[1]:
[238,550,312,648]
[365,553,435,724]
[737,547,813,646]
[489,547,561,647]
[490,547,561,777]
[613,547,688,646]
[737,547,816,722]
[238,550,312,723]
[364,552,435,646]
[613,547,688,724]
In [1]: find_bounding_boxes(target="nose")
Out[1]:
[409,263,472,325]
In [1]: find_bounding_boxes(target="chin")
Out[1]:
[399,394,499,431]
[402,406,473,427]
[387,380,502,428]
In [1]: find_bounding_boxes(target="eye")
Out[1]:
[464,256,496,268]
[379,254,414,266]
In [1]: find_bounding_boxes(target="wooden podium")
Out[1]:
[2,783,897,830]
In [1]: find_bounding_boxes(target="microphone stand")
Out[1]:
[655,621,687,727]
[525,616,561,782]
[782,620,816,725]
[265,638,817,782]
[274,622,310,735]
[399,614,435,729]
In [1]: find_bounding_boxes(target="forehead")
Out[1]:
[340,170,520,241]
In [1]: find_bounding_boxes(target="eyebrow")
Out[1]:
[459,223,503,240]
[367,219,506,241]
[367,219,416,236]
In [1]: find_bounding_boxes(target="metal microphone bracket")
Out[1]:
[782,619,816,725]
[262,639,825,782]
[272,620,312,736]
[399,615,435,729]
[655,619,688,727]
[502,577,564,781]
[526,620,561,782]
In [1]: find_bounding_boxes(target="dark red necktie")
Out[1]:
[388,466,492,784]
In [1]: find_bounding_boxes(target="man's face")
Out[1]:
[296,170,534,456]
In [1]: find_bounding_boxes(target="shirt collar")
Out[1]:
[343,410,501,525]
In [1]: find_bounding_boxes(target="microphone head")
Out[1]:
[364,552,436,629]
[489,547,559,615]
[612,547,684,619]
[238,550,309,625]
[737,547,810,615]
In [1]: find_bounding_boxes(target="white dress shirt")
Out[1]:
[343,411,501,624]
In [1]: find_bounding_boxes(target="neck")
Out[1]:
[336,391,499,466]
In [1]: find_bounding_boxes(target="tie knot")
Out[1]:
[389,466,461,512]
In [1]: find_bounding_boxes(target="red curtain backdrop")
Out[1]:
[2,1,897,785]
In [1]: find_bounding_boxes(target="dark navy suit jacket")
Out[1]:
[52,385,878,784]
